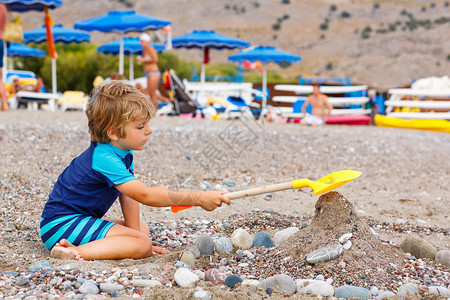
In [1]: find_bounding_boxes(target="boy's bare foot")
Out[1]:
[152,245,169,255]
[50,239,84,260]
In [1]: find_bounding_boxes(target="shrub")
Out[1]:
[283,14,290,20]
[447,54,450,61]
[273,23,281,30]
[330,4,337,11]
[388,23,397,31]
[282,0,290,4]
[421,6,426,12]
[253,1,260,8]
[373,3,380,9]
[273,34,278,40]
[320,34,325,39]
[326,62,333,70]
[341,11,351,18]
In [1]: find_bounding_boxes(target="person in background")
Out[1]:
[0,4,8,111]
[137,33,169,108]
[300,83,333,126]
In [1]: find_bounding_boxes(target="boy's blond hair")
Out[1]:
[86,80,155,143]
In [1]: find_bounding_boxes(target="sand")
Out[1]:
[0,110,448,298]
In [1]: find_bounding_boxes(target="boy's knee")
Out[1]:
[134,236,153,258]
[140,221,150,236]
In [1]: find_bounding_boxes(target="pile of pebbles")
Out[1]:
[1,193,448,299]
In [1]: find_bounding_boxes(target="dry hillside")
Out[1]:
[17,0,450,90]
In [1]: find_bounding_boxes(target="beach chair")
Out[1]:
[57,91,89,112]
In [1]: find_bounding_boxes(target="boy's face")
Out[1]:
[112,119,152,151]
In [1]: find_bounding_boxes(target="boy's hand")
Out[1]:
[195,191,230,211]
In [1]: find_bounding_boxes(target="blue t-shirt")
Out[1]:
[41,141,137,219]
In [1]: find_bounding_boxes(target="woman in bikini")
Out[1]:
[138,33,169,108]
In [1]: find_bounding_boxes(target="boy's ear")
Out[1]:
[107,127,119,141]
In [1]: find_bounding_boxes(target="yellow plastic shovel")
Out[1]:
[171,170,362,213]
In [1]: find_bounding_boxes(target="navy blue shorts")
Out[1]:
[0,40,4,68]
[40,214,115,250]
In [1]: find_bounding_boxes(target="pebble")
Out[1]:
[78,281,100,294]
[397,283,419,295]
[195,233,215,255]
[214,237,233,253]
[428,286,450,297]
[205,269,226,285]
[222,178,236,187]
[29,260,53,272]
[99,283,125,293]
[399,235,437,259]
[130,280,162,288]
[185,245,201,258]
[224,274,243,288]
[343,240,352,250]
[306,244,343,264]
[370,286,379,296]
[55,263,80,272]
[180,251,196,268]
[338,232,353,244]
[252,231,274,248]
[200,181,211,189]
[435,249,450,267]
[231,228,253,250]
[260,274,296,296]
[376,291,396,299]
[174,261,191,269]
[296,279,334,297]
[193,287,212,299]
[334,285,371,299]
[174,268,199,288]
[273,227,299,246]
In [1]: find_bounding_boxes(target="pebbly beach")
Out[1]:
[0,110,449,299]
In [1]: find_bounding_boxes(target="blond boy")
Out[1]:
[40,81,229,260]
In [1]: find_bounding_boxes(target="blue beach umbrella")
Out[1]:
[75,10,171,75]
[0,0,61,11]
[98,37,164,80]
[6,42,45,71]
[23,24,90,93]
[172,30,250,84]
[229,46,301,110]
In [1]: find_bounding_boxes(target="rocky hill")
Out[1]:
[17,0,450,90]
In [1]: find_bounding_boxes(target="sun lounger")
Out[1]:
[12,91,60,111]
[273,84,371,121]
[57,91,90,112]
[385,88,450,120]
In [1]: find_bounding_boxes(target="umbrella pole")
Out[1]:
[9,57,13,71]
[129,54,134,81]
[119,33,124,75]
[2,41,6,82]
[52,58,57,94]
[262,64,267,111]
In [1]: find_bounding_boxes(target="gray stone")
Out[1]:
[15,277,30,286]
[99,283,125,293]
[180,251,196,268]
[224,274,243,288]
[428,286,450,297]
[222,178,235,187]
[399,235,437,259]
[435,249,450,267]
[231,228,253,250]
[130,279,162,288]
[79,281,99,294]
[2,271,19,276]
[306,244,343,264]
[376,291,396,299]
[174,268,199,288]
[296,279,334,297]
[334,285,371,299]
[253,231,274,248]
[55,263,80,272]
[185,245,201,258]
[259,274,296,296]
[138,263,162,271]
[195,233,215,255]
[174,261,191,269]
[274,227,299,247]
[370,286,379,296]
[29,260,53,272]
[397,283,419,295]
[214,237,233,253]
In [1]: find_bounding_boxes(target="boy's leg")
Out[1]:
[51,223,158,261]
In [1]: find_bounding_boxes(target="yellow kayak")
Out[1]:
[374,115,450,133]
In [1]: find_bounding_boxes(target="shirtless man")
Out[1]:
[301,83,333,126]
[0,4,8,111]
[137,33,168,108]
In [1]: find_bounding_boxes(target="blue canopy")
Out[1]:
[23,24,91,44]
[172,30,250,50]
[0,0,61,11]
[74,10,171,33]
[7,42,45,57]
[97,37,164,55]
[229,46,301,112]
[228,46,301,63]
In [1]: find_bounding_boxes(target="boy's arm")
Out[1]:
[115,180,230,211]
[119,193,141,231]
[302,98,311,115]
[324,96,333,116]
